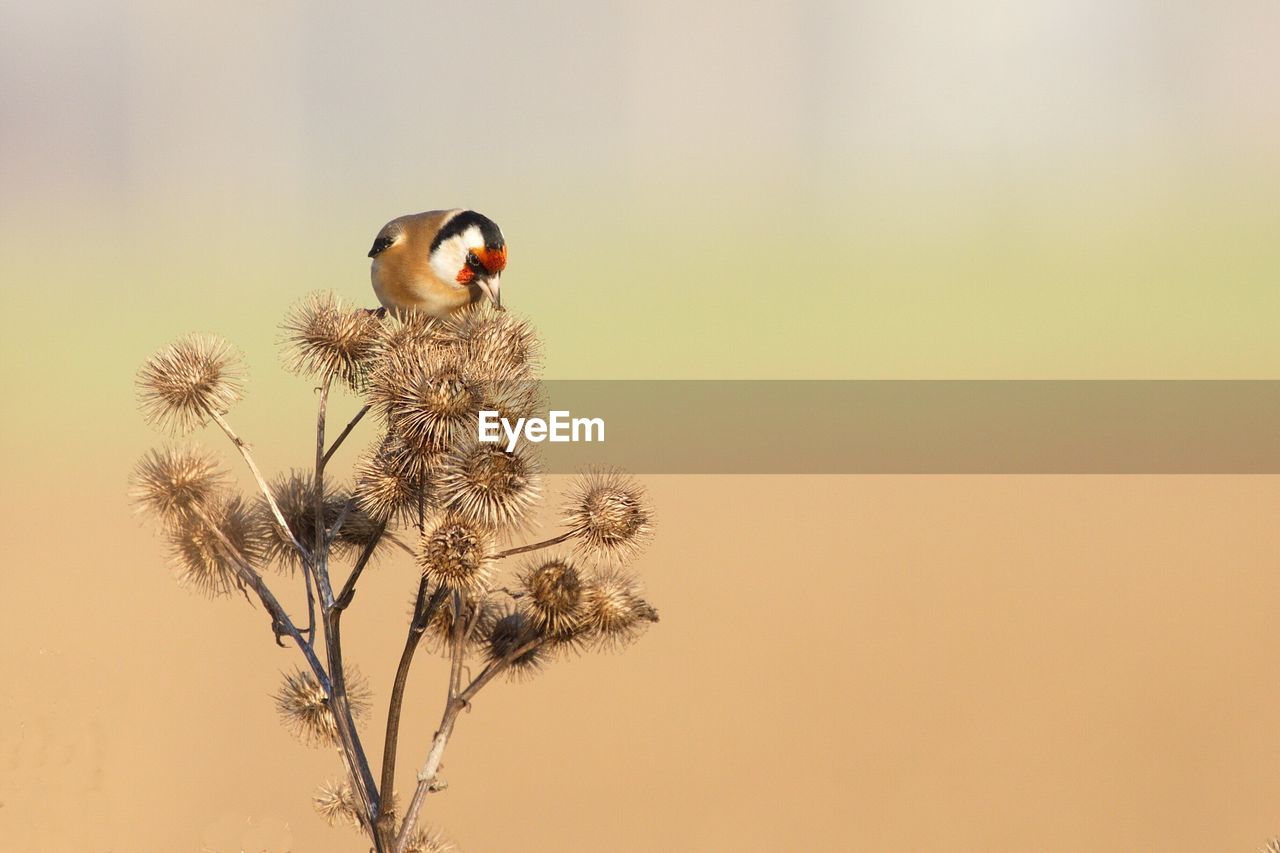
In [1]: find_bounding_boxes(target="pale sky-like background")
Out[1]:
[2,3,1280,851]
[2,0,1278,398]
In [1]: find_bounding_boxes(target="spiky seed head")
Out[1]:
[480,378,544,428]
[166,495,261,597]
[417,513,496,595]
[313,778,366,829]
[436,441,540,531]
[368,350,485,454]
[130,445,227,525]
[253,471,373,571]
[274,667,370,748]
[486,609,545,678]
[333,503,385,555]
[581,568,659,650]
[438,303,541,381]
[352,436,434,525]
[518,557,585,639]
[563,470,654,564]
[421,594,500,656]
[136,334,245,434]
[376,309,447,362]
[255,470,327,570]
[1261,841,1280,853]
[403,827,459,853]
[280,291,382,390]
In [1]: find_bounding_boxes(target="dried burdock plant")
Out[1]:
[130,445,227,524]
[131,294,659,852]
[280,291,382,390]
[167,494,263,598]
[563,469,654,565]
[136,334,245,435]
[417,512,497,596]
[436,440,540,531]
[403,827,459,853]
[276,666,372,748]
[517,556,586,641]
[314,778,368,830]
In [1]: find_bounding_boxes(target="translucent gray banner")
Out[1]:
[481,381,1280,473]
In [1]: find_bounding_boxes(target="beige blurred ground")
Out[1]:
[3,472,1280,851]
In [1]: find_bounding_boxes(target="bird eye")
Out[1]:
[466,251,481,267]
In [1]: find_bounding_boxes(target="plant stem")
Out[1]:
[190,505,329,689]
[334,522,387,611]
[375,581,446,844]
[314,379,331,577]
[313,376,383,844]
[391,644,543,852]
[495,531,574,559]
[322,403,370,466]
[392,636,546,852]
[209,409,312,563]
[208,408,317,644]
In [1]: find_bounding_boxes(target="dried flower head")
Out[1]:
[518,557,585,639]
[480,378,544,427]
[417,513,496,595]
[1260,840,1280,853]
[130,445,227,525]
[332,503,385,555]
[563,470,653,564]
[422,594,500,656]
[581,568,658,650]
[254,471,380,569]
[436,441,539,531]
[404,827,459,853]
[352,436,433,525]
[369,350,485,453]
[136,334,245,434]
[486,609,545,678]
[313,778,366,829]
[376,309,446,361]
[166,495,261,597]
[438,303,541,380]
[280,291,382,390]
[274,667,371,748]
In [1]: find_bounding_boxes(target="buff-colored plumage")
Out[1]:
[370,209,506,318]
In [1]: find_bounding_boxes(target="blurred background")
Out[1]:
[2,2,1279,851]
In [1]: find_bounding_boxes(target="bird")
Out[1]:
[368,209,507,318]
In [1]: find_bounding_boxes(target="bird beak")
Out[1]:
[477,274,503,310]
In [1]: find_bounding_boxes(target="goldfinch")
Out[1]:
[368,209,508,318]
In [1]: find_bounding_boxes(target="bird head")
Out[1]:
[368,210,507,314]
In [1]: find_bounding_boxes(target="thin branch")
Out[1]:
[375,581,446,843]
[322,403,370,467]
[334,521,387,612]
[447,590,466,700]
[297,559,317,648]
[495,531,574,559]
[325,494,356,549]
[189,504,328,689]
[208,409,312,564]
[208,408,318,646]
[392,635,546,853]
[313,378,331,585]
[313,375,383,843]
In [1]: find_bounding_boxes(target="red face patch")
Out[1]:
[456,245,507,284]
[475,246,507,275]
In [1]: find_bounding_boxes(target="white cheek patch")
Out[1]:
[429,235,470,286]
